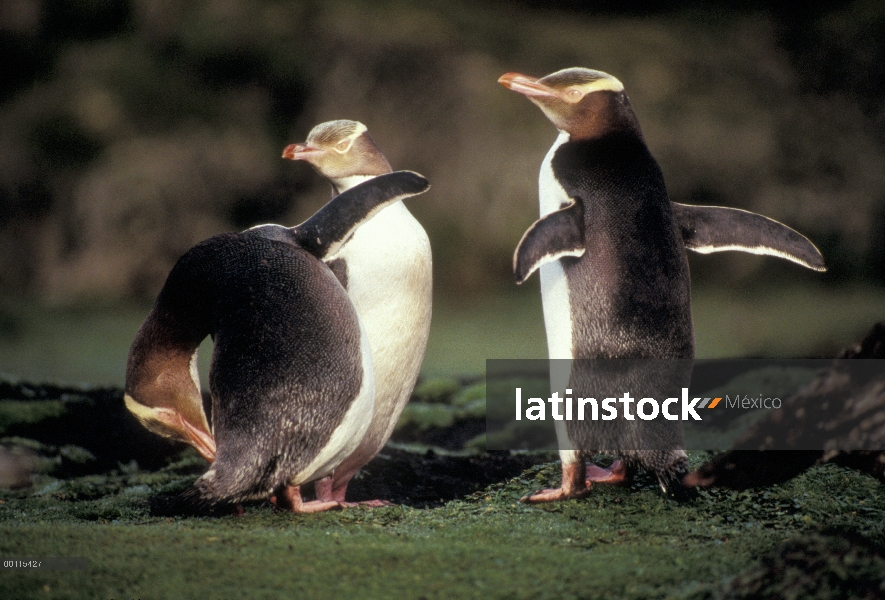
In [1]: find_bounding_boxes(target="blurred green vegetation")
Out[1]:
[0,0,882,383]
[0,280,883,387]
[0,0,884,298]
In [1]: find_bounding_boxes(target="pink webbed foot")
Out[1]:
[520,461,593,504]
[339,499,394,508]
[314,475,347,503]
[585,460,630,485]
[520,486,593,504]
[271,485,341,514]
[315,475,395,509]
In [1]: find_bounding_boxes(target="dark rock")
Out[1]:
[687,322,885,489]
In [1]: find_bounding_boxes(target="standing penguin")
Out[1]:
[498,67,825,503]
[125,172,430,512]
[282,120,432,505]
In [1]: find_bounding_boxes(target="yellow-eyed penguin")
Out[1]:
[498,67,825,503]
[124,172,430,512]
[282,120,432,505]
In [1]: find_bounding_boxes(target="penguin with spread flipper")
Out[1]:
[125,172,429,512]
[498,67,824,503]
[282,120,432,506]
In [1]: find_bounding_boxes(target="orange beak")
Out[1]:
[282,143,324,160]
[179,417,217,463]
[498,72,559,99]
[151,406,217,462]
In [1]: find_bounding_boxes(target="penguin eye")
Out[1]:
[335,140,351,153]
[565,88,584,102]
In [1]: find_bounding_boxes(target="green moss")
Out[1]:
[1,459,882,599]
[453,382,486,407]
[412,377,462,404]
[463,434,486,451]
[485,420,557,451]
[454,398,486,420]
[0,400,65,434]
[485,376,549,421]
[705,531,885,599]
[0,437,55,453]
[59,445,96,466]
[396,403,455,431]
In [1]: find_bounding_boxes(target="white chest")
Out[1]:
[329,183,432,413]
[539,131,572,217]
[336,201,432,328]
[331,174,375,194]
[538,131,575,360]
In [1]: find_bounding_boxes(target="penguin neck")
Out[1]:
[326,171,417,258]
[539,130,571,216]
[330,173,387,196]
[562,90,644,142]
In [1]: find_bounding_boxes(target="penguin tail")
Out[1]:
[192,457,280,505]
[146,485,240,517]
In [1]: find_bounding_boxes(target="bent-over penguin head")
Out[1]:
[498,68,639,139]
[282,120,392,193]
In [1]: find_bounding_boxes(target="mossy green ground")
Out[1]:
[1,453,884,599]
[1,291,884,598]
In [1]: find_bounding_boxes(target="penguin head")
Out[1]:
[282,120,392,193]
[498,68,639,139]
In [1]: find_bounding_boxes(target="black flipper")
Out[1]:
[672,203,826,271]
[252,171,429,260]
[513,201,586,285]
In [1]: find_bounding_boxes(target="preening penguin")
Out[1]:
[282,120,433,505]
[125,172,430,512]
[498,67,825,504]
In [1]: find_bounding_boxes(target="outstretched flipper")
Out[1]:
[513,201,585,284]
[672,203,825,271]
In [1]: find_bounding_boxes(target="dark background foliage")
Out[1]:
[0,0,882,298]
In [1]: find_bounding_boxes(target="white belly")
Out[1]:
[539,133,580,460]
[539,131,575,361]
[331,197,432,458]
